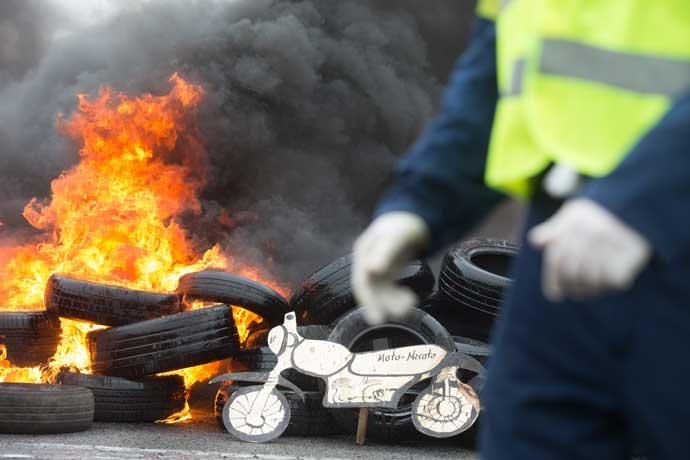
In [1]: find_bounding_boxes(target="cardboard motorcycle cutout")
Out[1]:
[210,312,484,443]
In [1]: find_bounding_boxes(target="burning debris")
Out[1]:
[0,75,286,425]
[2,74,222,303]
[0,73,512,438]
[0,0,503,442]
[0,0,442,285]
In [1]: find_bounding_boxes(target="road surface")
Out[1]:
[1,409,478,460]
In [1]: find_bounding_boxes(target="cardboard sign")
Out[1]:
[211,312,483,443]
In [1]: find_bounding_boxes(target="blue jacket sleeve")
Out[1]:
[374,18,503,254]
[581,92,690,264]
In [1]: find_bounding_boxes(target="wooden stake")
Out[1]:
[356,408,369,445]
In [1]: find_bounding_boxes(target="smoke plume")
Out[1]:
[0,0,476,287]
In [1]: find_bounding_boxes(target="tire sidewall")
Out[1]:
[445,239,519,290]
[326,308,454,441]
[328,308,455,351]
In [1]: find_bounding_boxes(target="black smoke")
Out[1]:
[372,0,476,78]
[0,0,57,84]
[0,0,479,287]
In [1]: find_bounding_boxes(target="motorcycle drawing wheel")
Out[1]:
[411,379,479,439]
[222,385,291,443]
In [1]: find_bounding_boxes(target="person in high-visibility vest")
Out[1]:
[352,1,690,458]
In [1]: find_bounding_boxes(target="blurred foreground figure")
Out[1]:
[353,0,690,458]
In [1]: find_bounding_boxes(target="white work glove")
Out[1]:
[353,212,431,324]
[528,198,652,302]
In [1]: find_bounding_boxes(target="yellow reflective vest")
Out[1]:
[477,0,690,198]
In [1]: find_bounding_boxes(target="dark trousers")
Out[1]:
[480,194,690,460]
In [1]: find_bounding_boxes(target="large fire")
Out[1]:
[0,75,284,419]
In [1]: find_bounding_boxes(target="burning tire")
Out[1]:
[0,311,61,367]
[0,383,94,434]
[327,307,454,442]
[57,372,186,422]
[215,385,335,437]
[87,304,239,378]
[290,255,435,325]
[177,272,288,325]
[438,239,519,318]
[239,325,332,391]
[214,383,232,429]
[45,275,184,327]
[244,327,270,349]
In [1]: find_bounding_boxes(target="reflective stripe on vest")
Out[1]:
[485,0,690,198]
[541,40,690,97]
[505,41,690,98]
[502,59,527,97]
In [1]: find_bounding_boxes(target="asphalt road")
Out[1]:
[1,409,478,460]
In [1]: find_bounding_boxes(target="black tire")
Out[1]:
[244,325,332,349]
[244,328,270,349]
[454,336,492,360]
[45,275,184,327]
[327,308,454,443]
[0,383,94,434]
[0,311,60,367]
[290,254,435,325]
[235,347,276,373]
[423,294,495,343]
[438,239,519,317]
[57,372,186,422]
[238,326,332,391]
[282,391,336,437]
[215,386,335,437]
[214,383,233,430]
[453,336,490,390]
[177,271,289,325]
[87,304,239,378]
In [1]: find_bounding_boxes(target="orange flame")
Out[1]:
[0,345,42,383]
[0,75,286,414]
[5,74,213,301]
[156,400,193,425]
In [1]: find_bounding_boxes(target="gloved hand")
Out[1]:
[528,198,652,302]
[352,212,431,324]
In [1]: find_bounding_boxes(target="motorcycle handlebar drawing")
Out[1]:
[211,312,484,443]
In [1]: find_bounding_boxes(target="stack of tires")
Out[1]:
[0,238,518,439]
[215,254,452,442]
[217,241,516,443]
[0,310,95,434]
[0,271,288,434]
[424,238,520,442]
[290,254,435,325]
[427,239,520,343]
